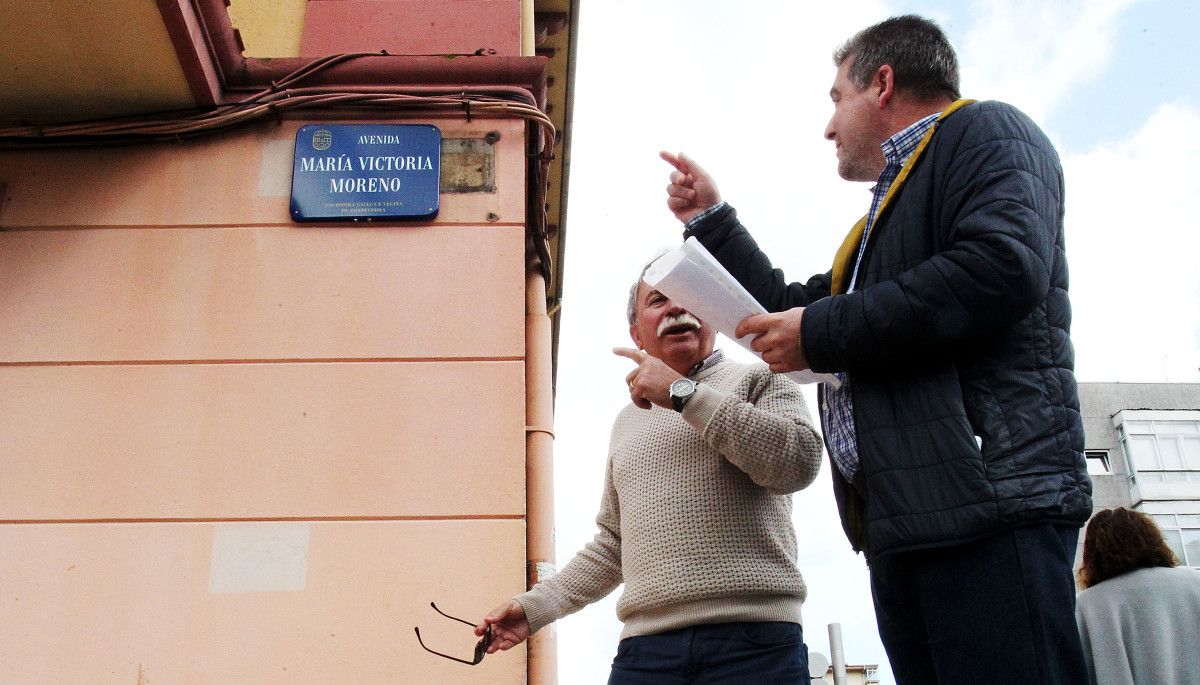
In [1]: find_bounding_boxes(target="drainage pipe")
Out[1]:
[525,268,557,684]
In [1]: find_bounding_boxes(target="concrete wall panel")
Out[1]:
[0,361,524,520]
[0,225,524,362]
[0,520,526,683]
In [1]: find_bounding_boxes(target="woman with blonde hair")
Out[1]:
[1075,507,1200,685]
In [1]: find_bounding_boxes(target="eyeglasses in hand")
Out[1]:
[414,602,493,666]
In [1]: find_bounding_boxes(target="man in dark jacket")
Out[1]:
[661,14,1091,685]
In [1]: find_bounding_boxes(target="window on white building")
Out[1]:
[1120,418,1200,482]
[1085,450,1111,475]
[1152,513,1200,568]
[1115,412,1200,568]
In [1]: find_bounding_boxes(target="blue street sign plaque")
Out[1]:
[290,124,441,222]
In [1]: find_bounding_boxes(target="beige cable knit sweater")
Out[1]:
[516,360,823,639]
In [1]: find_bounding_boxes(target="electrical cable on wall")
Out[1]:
[0,51,558,286]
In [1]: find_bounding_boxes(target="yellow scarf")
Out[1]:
[830,98,976,295]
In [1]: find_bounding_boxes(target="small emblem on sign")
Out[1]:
[311,129,333,151]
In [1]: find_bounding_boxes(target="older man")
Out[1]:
[475,268,823,683]
[662,14,1091,685]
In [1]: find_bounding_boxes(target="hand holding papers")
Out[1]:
[643,239,840,387]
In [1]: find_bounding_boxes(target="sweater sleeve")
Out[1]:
[513,454,623,634]
[681,367,822,494]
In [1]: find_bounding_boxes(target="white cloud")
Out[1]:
[958,0,1144,123]
[1065,102,1200,382]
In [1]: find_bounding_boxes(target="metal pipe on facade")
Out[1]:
[525,269,557,684]
[521,0,536,57]
[828,623,848,685]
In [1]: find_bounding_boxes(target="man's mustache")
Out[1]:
[657,312,702,337]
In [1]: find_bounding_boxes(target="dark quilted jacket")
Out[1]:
[686,100,1092,558]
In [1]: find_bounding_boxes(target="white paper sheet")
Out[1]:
[643,238,840,387]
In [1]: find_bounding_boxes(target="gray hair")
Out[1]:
[834,14,960,102]
[626,250,670,325]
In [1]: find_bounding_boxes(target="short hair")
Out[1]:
[834,14,961,102]
[1077,507,1178,589]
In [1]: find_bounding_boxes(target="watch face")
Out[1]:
[670,379,696,411]
[670,379,692,395]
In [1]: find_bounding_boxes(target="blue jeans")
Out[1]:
[870,524,1087,684]
[607,621,808,685]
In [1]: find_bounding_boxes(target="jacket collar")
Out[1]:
[830,98,978,295]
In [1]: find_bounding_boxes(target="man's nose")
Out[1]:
[824,118,836,141]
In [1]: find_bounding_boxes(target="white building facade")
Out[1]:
[1080,383,1200,567]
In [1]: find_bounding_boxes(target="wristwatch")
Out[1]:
[669,378,698,412]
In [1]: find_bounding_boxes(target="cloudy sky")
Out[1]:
[547,1,1200,683]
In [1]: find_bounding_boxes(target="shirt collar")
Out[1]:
[880,112,941,166]
[688,348,725,376]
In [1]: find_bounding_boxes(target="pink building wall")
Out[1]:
[0,112,536,682]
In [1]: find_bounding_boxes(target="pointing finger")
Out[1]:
[678,153,706,176]
[613,347,647,363]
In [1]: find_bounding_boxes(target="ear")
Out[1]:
[629,324,644,350]
[874,64,895,108]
